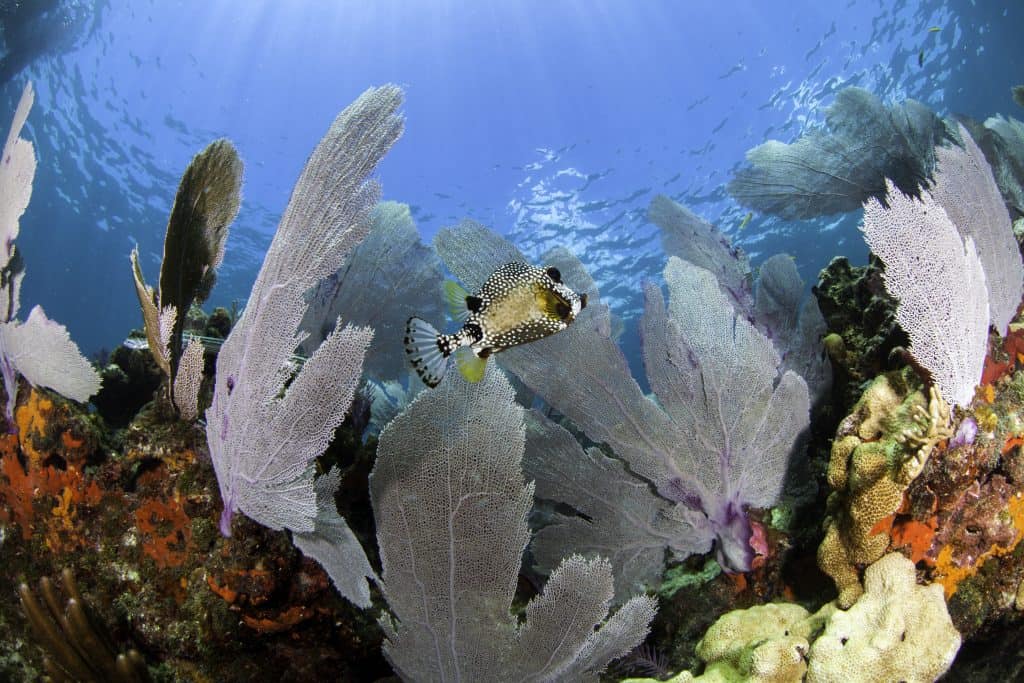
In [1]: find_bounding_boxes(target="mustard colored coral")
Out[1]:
[819,370,952,607]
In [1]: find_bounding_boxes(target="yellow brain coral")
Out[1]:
[807,553,961,683]
[621,602,840,683]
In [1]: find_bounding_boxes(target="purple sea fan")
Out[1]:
[371,367,657,680]
[205,85,404,608]
[435,221,809,594]
[638,258,810,571]
[0,83,99,427]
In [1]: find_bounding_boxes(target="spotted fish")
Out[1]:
[404,261,588,387]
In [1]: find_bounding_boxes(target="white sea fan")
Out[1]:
[0,82,35,281]
[861,178,989,408]
[0,306,102,419]
[172,335,204,421]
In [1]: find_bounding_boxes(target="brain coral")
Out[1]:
[807,552,961,683]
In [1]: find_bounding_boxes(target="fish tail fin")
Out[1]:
[404,317,453,388]
[455,347,488,383]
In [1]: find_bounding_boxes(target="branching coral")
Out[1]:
[18,568,150,682]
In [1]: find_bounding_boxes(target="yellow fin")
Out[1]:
[534,285,571,321]
[455,347,488,383]
[445,280,470,322]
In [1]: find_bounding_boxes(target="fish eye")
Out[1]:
[545,267,561,283]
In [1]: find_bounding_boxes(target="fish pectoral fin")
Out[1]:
[445,280,471,322]
[535,287,573,321]
[455,347,488,383]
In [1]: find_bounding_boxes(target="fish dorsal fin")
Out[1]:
[534,286,573,321]
[455,347,488,383]
[444,280,470,322]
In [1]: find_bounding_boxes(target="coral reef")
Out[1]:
[683,602,825,682]
[92,341,163,428]
[813,255,906,405]
[812,309,1024,648]
[7,66,1024,683]
[0,383,390,681]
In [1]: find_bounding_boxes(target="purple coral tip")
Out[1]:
[219,505,234,537]
[951,416,978,448]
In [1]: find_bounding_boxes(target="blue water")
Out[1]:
[3,0,1021,357]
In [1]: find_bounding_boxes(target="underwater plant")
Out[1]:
[524,409,688,602]
[205,84,404,608]
[129,138,242,420]
[435,221,809,581]
[299,200,445,382]
[649,194,831,407]
[371,366,657,681]
[728,86,949,220]
[0,82,99,429]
